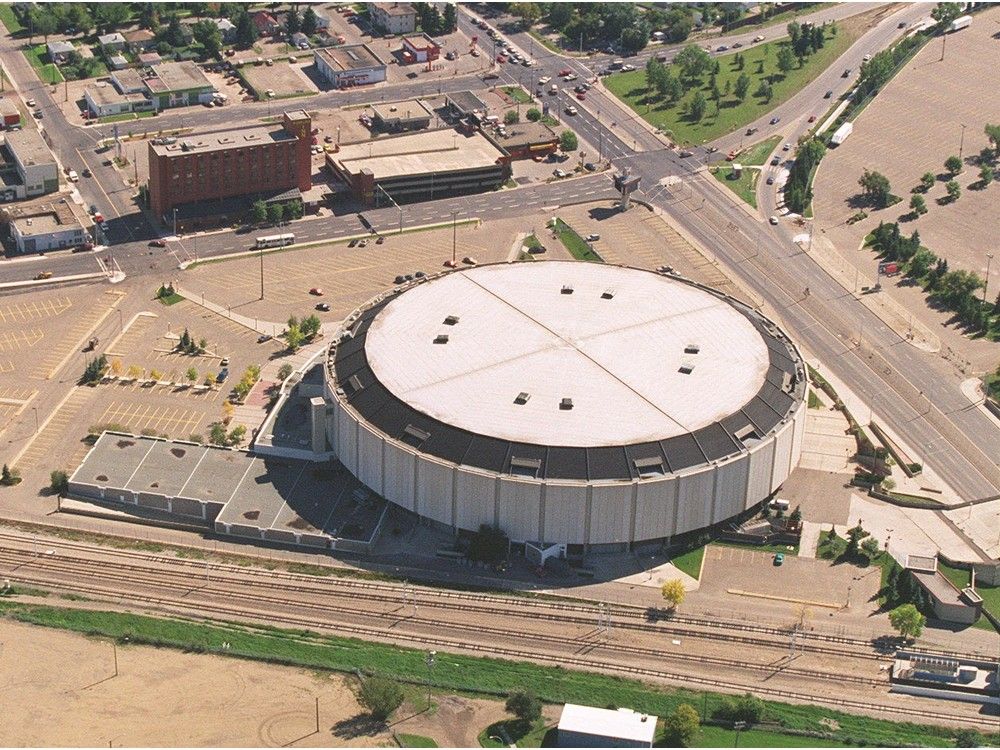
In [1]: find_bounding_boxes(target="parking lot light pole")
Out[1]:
[259,245,265,301]
[983,252,994,305]
[425,650,436,706]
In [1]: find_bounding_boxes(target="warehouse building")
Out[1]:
[2,128,58,199]
[368,2,417,34]
[314,45,387,88]
[370,98,434,132]
[148,110,312,225]
[325,261,807,550]
[326,127,509,205]
[6,199,89,253]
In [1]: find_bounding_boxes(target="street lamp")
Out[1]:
[425,650,436,706]
[983,252,994,305]
[959,123,967,161]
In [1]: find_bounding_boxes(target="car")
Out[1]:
[565,73,578,80]
[553,168,567,178]
[404,273,414,281]
[93,213,105,223]
[358,239,368,248]
[309,287,324,296]
[766,176,775,185]
[376,236,385,244]
[726,150,738,161]
[584,162,598,172]
[538,76,551,84]
[773,552,785,566]
[808,114,817,123]
[565,105,578,116]
[82,168,92,178]
[34,271,52,280]
[33,110,42,119]
[395,274,406,284]
[732,42,743,49]
[25,99,35,107]
[324,135,333,143]
[824,89,834,99]
[149,239,166,248]
[89,204,98,215]
[769,215,779,225]
[462,255,477,265]
[316,302,331,311]
[522,59,532,67]
[483,72,499,81]
[576,92,586,100]
[445,51,457,61]
[470,48,480,57]
[752,35,765,43]
[414,270,426,278]
[862,54,872,62]
[717,45,728,52]
[842,68,852,77]
[257,334,272,343]
[496,54,507,63]
[217,368,229,383]
[407,71,419,79]
[898,21,907,28]
[769,116,780,125]
[574,84,586,93]
[770,156,780,166]
[444,258,457,268]
[219,357,229,367]
[782,143,791,151]
[558,68,571,77]
[745,127,758,136]
[585,234,600,242]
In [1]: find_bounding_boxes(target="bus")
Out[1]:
[255,233,294,249]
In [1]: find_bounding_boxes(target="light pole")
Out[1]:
[959,123,967,162]
[984,252,994,305]
[451,211,458,265]
[259,245,264,301]
[172,208,177,237]
[425,650,436,706]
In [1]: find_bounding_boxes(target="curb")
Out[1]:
[0,272,106,291]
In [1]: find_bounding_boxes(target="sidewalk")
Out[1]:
[171,284,283,337]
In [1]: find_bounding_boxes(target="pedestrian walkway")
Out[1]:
[798,521,822,559]
[172,284,283,338]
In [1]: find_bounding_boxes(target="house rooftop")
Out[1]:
[371,2,416,16]
[370,98,433,123]
[144,61,213,94]
[86,83,149,107]
[315,44,385,72]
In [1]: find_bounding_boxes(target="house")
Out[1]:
[253,11,280,37]
[97,32,126,50]
[216,18,236,44]
[401,33,440,64]
[557,705,657,749]
[46,41,75,63]
[138,51,163,66]
[108,54,130,70]
[123,28,157,53]
[368,2,417,35]
[310,10,330,30]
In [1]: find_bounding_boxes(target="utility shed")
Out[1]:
[557,704,657,748]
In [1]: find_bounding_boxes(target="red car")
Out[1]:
[558,68,571,77]
[93,213,105,223]
[576,92,586,100]
[149,239,166,248]
[496,54,507,63]
[309,287,324,296]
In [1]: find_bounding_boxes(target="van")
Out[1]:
[549,83,558,94]
[67,170,79,182]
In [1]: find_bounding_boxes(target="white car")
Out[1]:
[862,53,872,61]
[538,76,551,84]
[565,105,578,116]
[67,170,79,182]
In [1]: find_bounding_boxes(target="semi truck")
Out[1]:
[830,122,853,147]
[948,15,972,32]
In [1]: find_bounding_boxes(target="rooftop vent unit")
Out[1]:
[401,424,430,448]
[443,315,460,325]
[561,285,573,295]
[601,290,614,300]
[510,456,541,478]
[781,371,795,394]
[345,374,363,394]
[514,392,530,405]
[734,424,760,445]
[433,334,449,344]
[559,397,573,410]
[678,363,694,374]
[684,344,700,354]
[633,456,665,478]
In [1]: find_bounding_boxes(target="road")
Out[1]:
[2,8,998,516]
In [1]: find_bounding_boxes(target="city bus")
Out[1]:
[255,233,294,249]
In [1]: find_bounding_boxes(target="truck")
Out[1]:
[948,15,972,32]
[830,122,853,146]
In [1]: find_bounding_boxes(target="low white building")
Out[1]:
[84,82,151,118]
[46,40,74,62]
[368,2,417,34]
[98,32,126,50]
[557,704,657,748]
[314,45,386,88]
[9,202,89,254]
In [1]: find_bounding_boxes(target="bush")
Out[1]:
[505,690,542,732]
[80,354,108,385]
[277,363,293,380]
[526,107,541,122]
[664,703,700,746]
[357,675,403,722]
[467,524,509,563]
[0,464,21,487]
[713,693,764,725]
[50,470,69,495]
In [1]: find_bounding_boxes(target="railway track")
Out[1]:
[1,551,885,688]
[3,564,992,731]
[0,541,890,663]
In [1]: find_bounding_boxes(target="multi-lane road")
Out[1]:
[2,7,998,517]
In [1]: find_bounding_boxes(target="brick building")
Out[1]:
[148,110,312,224]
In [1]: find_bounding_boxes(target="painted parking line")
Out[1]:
[0,329,44,352]
[0,296,71,324]
[13,388,94,469]
[34,291,124,380]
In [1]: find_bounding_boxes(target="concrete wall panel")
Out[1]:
[541,483,587,545]
[356,422,384,493]
[771,420,794,492]
[335,404,358,474]
[455,470,496,532]
[745,440,775,509]
[382,441,416,510]
[714,455,749,521]
[497,479,541,541]
[589,484,632,545]
[172,496,203,517]
[635,477,677,542]
[416,459,454,527]
[675,470,715,535]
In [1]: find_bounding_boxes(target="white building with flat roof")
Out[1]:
[557,704,657,748]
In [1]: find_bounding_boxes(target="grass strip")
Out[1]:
[0,599,975,748]
[552,218,602,262]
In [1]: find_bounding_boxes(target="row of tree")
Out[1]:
[251,200,304,227]
[783,139,825,214]
[413,2,456,36]
[284,314,322,352]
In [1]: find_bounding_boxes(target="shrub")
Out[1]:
[505,690,542,731]
[0,464,21,486]
[357,675,403,722]
[277,363,293,380]
[713,692,764,725]
[664,703,700,746]
[50,470,69,494]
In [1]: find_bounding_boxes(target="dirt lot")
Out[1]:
[0,617,528,747]
[812,5,1000,368]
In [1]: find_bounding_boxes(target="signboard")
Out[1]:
[614,174,641,194]
[878,261,899,276]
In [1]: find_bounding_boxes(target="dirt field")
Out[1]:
[0,617,522,747]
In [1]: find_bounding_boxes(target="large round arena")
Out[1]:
[325,261,807,550]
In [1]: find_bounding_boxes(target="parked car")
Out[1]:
[149,239,166,248]
[766,176,775,185]
[824,89,834,98]
[770,156,780,166]
[808,115,817,123]
[309,287,324,296]
[782,143,791,151]
[34,271,52,280]
[25,99,35,107]
[773,552,785,566]
[257,334,272,343]
[82,168,92,178]
[769,215,779,225]
[414,270,426,278]
[769,116,780,125]
[585,234,600,242]
[576,92,586,100]
[217,367,229,383]
[745,126,758,136]
[316,302,330,311]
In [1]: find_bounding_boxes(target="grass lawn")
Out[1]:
[157,292,184,306]
[0,4,24,33]
[738,135,782,166]
[808,390,824,408]
[98,111,158,125]
[604,27,860,145]
[692,724,849,747]
[24,44,64,83]
[397,733,438,747]
[938,562,1000,632]
[670,545,705,580]
[478,719,551,748]
[0,599,976,748]
[501,85,532,105]
[711,164,760,208]
[716,539,799,556]
[552,218,602,262]
[985,372,1000,400]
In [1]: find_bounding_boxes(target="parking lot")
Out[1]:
[239,59,318,100]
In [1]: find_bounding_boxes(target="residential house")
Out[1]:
[368,2,417,35]
[138,51,163,66]
[46,41,75,63]
[97,32,126,50]
[123,28,157,53]
[108,54,130,70]
[216,18,236,44]
[253,11,280,37]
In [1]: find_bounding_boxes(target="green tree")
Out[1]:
[978,164,994,186]
[858,169,892,207]
[945,179,961,202]
[845,521,869,558]
[509,2,541,29]
[286,201,303,220]
[919,171,936,192]
[559,130,578,152]
[505,690,542,731]
[138,3,160,30]
[888,602,926,640]
[209,422,228,445]
[358,675,404,722]
[931,2,962,29]
[674,44,711,82]
[0,464,19,486]
[909,194,927,215]
[301,314,321,339]
[661,579,685,609]
[734,72,751,102]
[50,469,69,494]
[301,6,318,35]
[985,123,1000,155]
[33,12,58,43]
[192,19,223,58]
[234,11,258,49]
[267,202,285,225]
[468,524,508,563]
[186,366,198,383]
[715,693,763,724]
[776,44,796,75]
[688,90,707,122]
[944,154,962,175]
[954,729,983,748]
[277,363,293,380]
[664,704,700,746]
[548,3,574,28]
[861,536,881,560]
[285,7,300,35]
[525,107,541,122]
[285,324,304,352]
[228,424,246,445]
[161,14,186,47]
[442,3,456,31]
[94,3,131,34]
[251,200,267,224]
[504,109,519,125]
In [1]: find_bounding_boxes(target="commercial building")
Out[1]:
[905,555,983,624]
[0,97,21,128]
[3,128,58,198]
[370,99,434,132]
[485,120,559,160]
[326,128,509,205]
[324,262,807,550]
[445,90,487,119]
[143,61,215,110]
[557,704,657,748]
[368,2,417,34]
[401,33,440,63]
[148,110,312,225]
[111,68,146,94]
[314,45,387,88]
[6,199,89,253]
[84,82,152,118]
